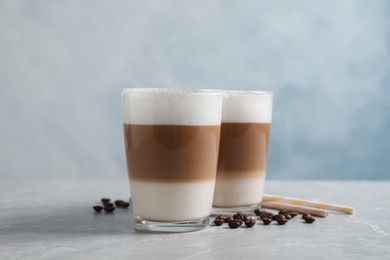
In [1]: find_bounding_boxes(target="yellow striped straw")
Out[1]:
[261,201,328,217]
[262,194,355,214]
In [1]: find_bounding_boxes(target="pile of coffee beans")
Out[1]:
[213,208,317,229]
[92,198,130,214]
[213,213,256,229]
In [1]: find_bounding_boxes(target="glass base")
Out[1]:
[133,216,209,233]
[211,204,260,216]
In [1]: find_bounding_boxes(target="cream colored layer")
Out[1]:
[213,174,266,207]
[130,180,215,221]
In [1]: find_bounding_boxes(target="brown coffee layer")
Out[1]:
[124,124,220,182]
[217,122,270,178]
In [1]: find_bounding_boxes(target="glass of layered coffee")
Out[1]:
[212,90,272,214]
[122,88,222,232]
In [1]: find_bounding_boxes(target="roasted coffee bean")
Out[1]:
[260,213,274,219]
[254,208,265,216]
[93,206,103,213]
[243,214,251,222]
[214,218,225,226]
[121,202,130,208]
[272,214,286,221]
[302,213,312,219]
[245,218,256,228]
[233,212,244,220]
[262,217,272,225]
[283,214,292,220]
[114,200,125,207]
[278,210,289,215]
[101,198,111,204]
[228,220,242,229]
[103,202,114,207]
[215,215,225,220]
[304,216,316,223]
[288,211,298,218]
[224,216,234,223]
[103,206,115,213]
[277,218,288,225]
[259,212,274,219]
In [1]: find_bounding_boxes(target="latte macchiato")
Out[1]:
[213,91,273,210]
[122,88,222,232]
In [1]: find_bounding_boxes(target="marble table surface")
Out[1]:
[0,181,389,260]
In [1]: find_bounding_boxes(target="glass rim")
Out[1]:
[222,90,273,96]
[122,88,222,96]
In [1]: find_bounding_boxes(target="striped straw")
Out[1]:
[262,194,355,214]
[261,201,328,217]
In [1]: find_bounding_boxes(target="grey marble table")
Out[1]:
[0,181,389,260]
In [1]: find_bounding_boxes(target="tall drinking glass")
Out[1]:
[123,88,222,232]
[213,90,273,214]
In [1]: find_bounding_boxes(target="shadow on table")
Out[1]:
[0,204,135,236]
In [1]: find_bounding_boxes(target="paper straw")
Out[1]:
[261,201,329,217]
[262,194,355,214]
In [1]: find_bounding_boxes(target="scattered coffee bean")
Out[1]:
[262,217,272,225]
[288,211,298,218]
[254,208,265,216]
[304,216,316,223]
[103,206,115,213]
[103,202,114,207]
[214,218,225,226]
[278,210,289,215]
[233,212,244,220]
[224,216,234,223]
[302,213,312,219]
[259,212,274,219]
[228,220,242,229]
[114,200,125,207]
[245,218,256,228]
[277,218,288,225]
[93,206,103,213]
[283,214,292,220]
[120,202,130,208]
[272,214,286,221]
[101,198,111,204]
[243,214,251,222]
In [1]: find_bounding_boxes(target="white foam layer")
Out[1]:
[222,91,273,123]
[122,88,223,125]
[213,173,266,207]
[130,180,215,221]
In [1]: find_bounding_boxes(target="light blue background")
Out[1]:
[1,0,389,180]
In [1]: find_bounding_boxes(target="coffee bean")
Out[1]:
[245,218,256,228]
[233,212,244,220]
[216,215,225,220]
[259,212,274,219]
[228,220,242,229]
[278,210,289,215]
[254,208,265,216]
[304,216,316,223]
[121,202,130,208]
[283,214,292,220]
[272,214,286,221]
[288,211,298,218]
[243,214,251,222]
[302,213,312,219]
[103,206,115,213]
[114,200,125,207]
[103,202,114,207]
[262,217,272,225]
[214,218,225,226]
[277,218,288,225]
[101,198,111,204]
[224,216,234,223]
[93,206,103,213]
